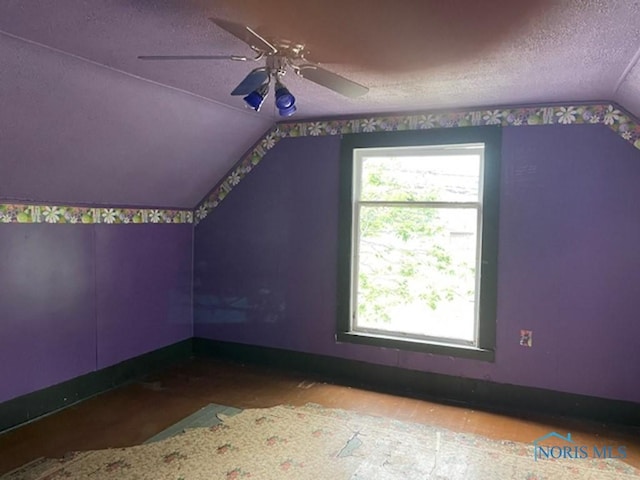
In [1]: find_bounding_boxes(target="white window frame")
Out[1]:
[350,144,485,347]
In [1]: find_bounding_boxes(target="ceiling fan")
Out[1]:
[138,17,369,116]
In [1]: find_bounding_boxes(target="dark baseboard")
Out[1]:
[193,338,640,427]
[0,339,193,433]
[4,337,638,432]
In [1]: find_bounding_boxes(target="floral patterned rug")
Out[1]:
[3,404,639,480]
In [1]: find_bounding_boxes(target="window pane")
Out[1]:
[355,206,478,342]
[359,155,481,203]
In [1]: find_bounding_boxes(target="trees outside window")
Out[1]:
[337,127,501,361]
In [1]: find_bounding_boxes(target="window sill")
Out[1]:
[336,331,495,362]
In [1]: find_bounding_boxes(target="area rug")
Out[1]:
[3,404,639,480]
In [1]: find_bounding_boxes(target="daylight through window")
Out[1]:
[352,144,483,344]
[337,127,500,361]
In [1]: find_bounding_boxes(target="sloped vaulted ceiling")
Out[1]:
[1,0,640,210]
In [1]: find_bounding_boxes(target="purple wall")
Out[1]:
[194,124,640,403]
[0,224,193,403]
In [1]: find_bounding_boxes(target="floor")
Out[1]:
[1,357,639,476]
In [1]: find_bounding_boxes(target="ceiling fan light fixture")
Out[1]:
[275,81,296,117]
[137,17,369,109]
[275,85,295,109]
[243,83,269,111]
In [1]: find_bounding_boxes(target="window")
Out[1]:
[337,127,501,361]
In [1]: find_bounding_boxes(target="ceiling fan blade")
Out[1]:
[297,65,368,98]
[209,17,277,55]
[230,68,270,96]
[138,55,247,61]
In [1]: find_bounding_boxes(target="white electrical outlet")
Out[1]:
[520,330,533,347]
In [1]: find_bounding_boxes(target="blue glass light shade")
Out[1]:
[275,86,295,109]
[275,84,296,116]
[243,84,269,111]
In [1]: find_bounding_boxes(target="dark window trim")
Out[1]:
[336,126,502,362]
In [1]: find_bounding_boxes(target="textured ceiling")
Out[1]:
[1,1,639,208]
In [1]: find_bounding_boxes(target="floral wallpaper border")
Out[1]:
[0,204,193,224]
[2,104,638,225]
[194,103,640,225]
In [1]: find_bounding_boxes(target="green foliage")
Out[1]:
[355,160,476,329]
